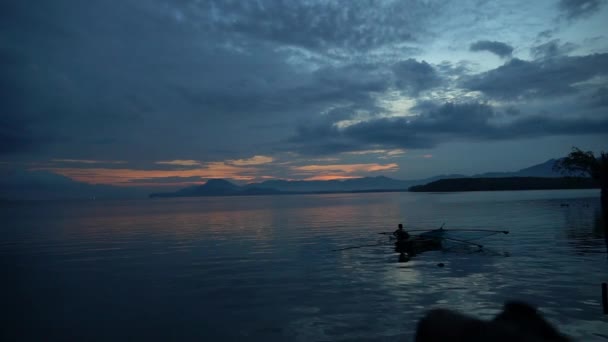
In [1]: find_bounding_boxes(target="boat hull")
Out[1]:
[394,236,442,255]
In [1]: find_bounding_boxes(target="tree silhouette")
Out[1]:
[554,147,608,205]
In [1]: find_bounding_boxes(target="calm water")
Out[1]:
[3,190,608,341]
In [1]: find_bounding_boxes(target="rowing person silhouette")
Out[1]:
[393,223,414,261]
[393,223,410,242]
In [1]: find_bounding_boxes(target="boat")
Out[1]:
[332,225,509,258]
[389,226,509,258]
[393,229,444,256]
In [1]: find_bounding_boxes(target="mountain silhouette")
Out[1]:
[149,159,574,198]
[0,158,575,200]
[473,159,562,178]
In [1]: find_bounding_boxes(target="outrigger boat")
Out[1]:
[392,229,443,256]
[389,225,509,259]
[333,225,509,261]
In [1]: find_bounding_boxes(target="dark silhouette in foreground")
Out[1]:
[416,301,569,341]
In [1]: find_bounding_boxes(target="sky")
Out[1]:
[1,0,607,189]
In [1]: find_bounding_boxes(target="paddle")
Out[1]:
[441,229,509,234]
[378,223,446,235]
[437,236,484,249]
[332,241,390,252]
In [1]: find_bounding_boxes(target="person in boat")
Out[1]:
[393,224,442,257]
[393,224,414,255]
[393,223,410,241]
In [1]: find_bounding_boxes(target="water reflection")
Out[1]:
[3,190,607,341]
[561,200,606,255]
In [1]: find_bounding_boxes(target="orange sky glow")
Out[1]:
[35,160,400,187]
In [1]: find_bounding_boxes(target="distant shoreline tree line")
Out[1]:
[408,176,598,192]
[410,147,607,197]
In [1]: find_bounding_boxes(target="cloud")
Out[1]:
[530,39,578,59]
[38,161,264,185]
[469,40,514,58]
[0,0,443,163]
[558,0,605,19]
[589,87,608,107]
[462,54,608,99]
[344,149,406,157]
[155,160,201,166]
[176,0,441,54]
[0,117,34,155]
[306,63,394,103]
[2,0,607,183]
[392,59,442,94]
[228,155,274,166]
[292,163,398,173]
[52,159,127,165]
[290,162,399,180]
[0,1,327,161]
[288,102,608,154]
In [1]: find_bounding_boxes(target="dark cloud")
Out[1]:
[531,39,578,59]
[1,0,606,173]
[305,63,393,103]
[435,61,479,79]
[0,117,35,155]
[536,30,555,41]
[589,87,608,107]
[1,0,420,161]
[175,0,441,54]
[0,63,60,155]
[392,59,442,95]
[289,102,608,154]
[469,40,514,58]
[462,54,608,99]
[558,0,605,19]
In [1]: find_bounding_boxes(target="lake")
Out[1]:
[2,190,607,341]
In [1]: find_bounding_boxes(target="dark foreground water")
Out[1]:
[2,190,608,341]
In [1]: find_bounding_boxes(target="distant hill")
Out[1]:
[512,159,563,177]
[409,177,598,192]
[150,179,285,198]
[149,159,574,198]
[473,159,562,178]
[246,176,408,192]
[0,158,574,200]
[0,169,149,200]
[149,175,474,198]
[242,159,563,193]
[245,174,466,192]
